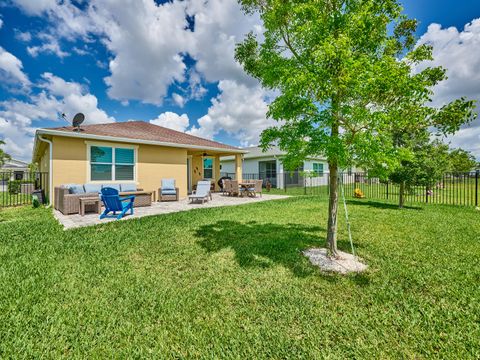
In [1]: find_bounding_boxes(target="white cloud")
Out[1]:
[0,73,114,160]
[416,18,480,158]
[188,80,274,146]
[15,30,32,42]
[7,0,273,149]
[0,47,30,87]
[149,112,190,132]
[90,0,192,105]
[187,0,262,87]
[27,33,70,58]
[172,93,186,108]
[0,18,3,29]
[10,0,58,16]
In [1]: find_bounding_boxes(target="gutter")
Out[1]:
[35,129,248,154]
[37,135,53,207]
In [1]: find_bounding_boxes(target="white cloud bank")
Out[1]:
[0,47,30,87]
[9,0,271,147]
[0,68,114,160]
[149,112,190,132]
[416,19,480,158]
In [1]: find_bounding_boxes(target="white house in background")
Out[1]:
[220,146,330,189]
[1,159,29,190]
[1,158,29,176]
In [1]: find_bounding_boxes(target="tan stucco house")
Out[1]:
[32,121,246,205]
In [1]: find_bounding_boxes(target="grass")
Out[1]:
[0,197,479,357]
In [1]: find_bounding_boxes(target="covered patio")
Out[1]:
[187,150,244,193]
[54,192,289,229]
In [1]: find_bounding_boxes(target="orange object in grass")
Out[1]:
[354,188,365,198]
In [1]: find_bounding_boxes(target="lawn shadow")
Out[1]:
[195,221,326,278]
[347,199,423,211]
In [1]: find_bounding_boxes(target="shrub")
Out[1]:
[32,195,40,208]
[7,180,21,194]
[7,180,34,194]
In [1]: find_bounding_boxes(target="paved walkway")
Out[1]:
[54,193,290,229]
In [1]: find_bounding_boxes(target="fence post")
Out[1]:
[386,182,389,200]
[476,170,479,207]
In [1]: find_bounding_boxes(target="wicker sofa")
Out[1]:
[54,183,153,215]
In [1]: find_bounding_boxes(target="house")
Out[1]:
[32,121,246,205]
[1,158,29,176]
[220,146,330,189]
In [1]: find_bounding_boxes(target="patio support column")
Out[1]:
[214,155,221,191]
[235,154,243,182]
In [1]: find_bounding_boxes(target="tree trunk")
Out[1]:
[399,181,405,208]
[327,160,339,258]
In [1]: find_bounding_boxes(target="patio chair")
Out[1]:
[100,187,135,220]
[229,180,240,197]
[223,179,232,196]
[189,180,212,204]
[254,179,263,197]
[158,178,179,202]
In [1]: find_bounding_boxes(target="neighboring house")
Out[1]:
[0,158,29,183]
[32,121,246,205]
[220,146,331,188]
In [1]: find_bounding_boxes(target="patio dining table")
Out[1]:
[238,182,255,197]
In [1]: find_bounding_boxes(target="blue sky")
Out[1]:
[0,0,479,161]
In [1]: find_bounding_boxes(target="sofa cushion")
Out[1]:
[102,184,120,192]
[161,179,175,190]
[84,183,102,193]
[68,184,85,194]
[161,189,177,195]
[120,183,137,192]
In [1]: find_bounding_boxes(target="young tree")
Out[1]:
[384,134,450,208]
[235,0,476,257]
[448,148,477,174]
[0,140,11,167]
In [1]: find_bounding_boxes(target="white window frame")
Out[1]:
[202,156,215,180]
[86,141,138,183]
[313,162,324,177]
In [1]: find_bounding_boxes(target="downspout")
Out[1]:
[38,135,53,207]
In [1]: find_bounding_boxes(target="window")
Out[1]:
[90,145,135,181]
[203,157,214,179]
[313,163,324,176]
[115,148,135,180]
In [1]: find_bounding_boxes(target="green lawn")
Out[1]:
[0,197,479,357]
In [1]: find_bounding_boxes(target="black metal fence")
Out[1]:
[221,171,480,207]
[0,171,49,207]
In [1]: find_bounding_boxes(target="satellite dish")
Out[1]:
[72,113,85,131]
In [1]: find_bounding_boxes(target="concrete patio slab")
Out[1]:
[54,193,290,229]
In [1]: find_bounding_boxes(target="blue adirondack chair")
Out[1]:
[99,187,135,220]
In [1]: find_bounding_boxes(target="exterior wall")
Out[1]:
[191,155,203,186]
[137,144,187,199]
[190,155,222,191]
[49,135,189,204]
[220,160,235,174]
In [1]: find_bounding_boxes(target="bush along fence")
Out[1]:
[0,171,49,208]
[221,171,480,207]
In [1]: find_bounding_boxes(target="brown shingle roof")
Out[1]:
[45,121,241,151]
